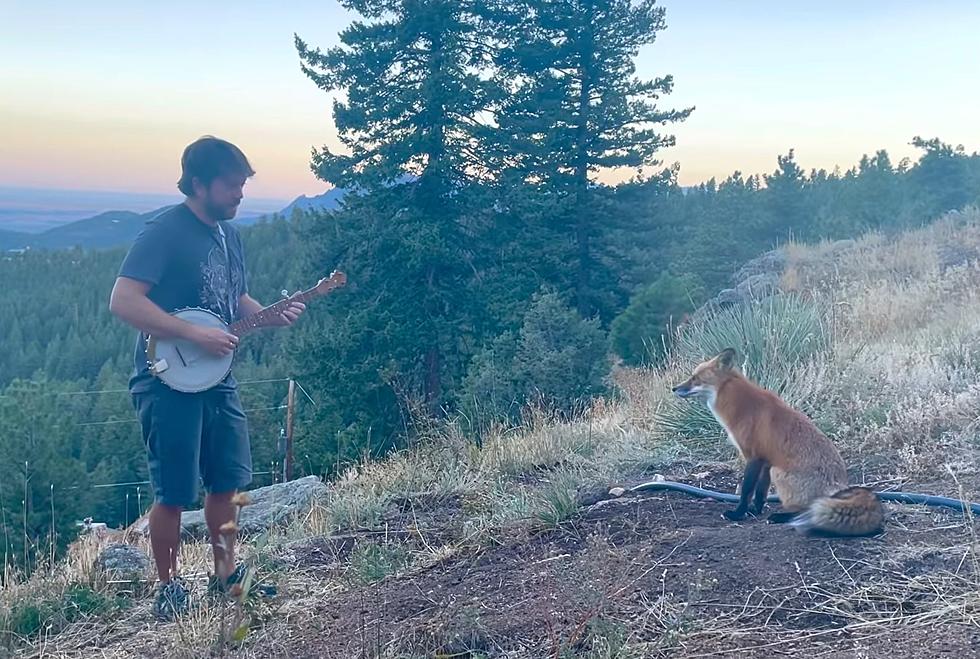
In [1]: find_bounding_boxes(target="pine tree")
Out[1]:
[293,0,500,449]
[762,149,811,243]
[493,0,693,319]
[295,0,497,193]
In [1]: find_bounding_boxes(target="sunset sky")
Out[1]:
[1,0,978,202]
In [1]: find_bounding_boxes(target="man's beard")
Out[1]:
[204,198,238,221]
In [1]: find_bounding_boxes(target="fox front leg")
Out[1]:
[723,458,766,522]
[750,463,772,515]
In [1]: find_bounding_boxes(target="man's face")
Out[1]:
[198,173,246,221]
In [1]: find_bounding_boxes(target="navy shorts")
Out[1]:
[132,380,252,508]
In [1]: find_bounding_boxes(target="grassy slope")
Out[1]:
[3,207,980,657]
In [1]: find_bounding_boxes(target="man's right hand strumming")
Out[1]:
[187,326,239,357]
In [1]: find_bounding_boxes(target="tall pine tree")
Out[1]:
[493,0,693,320]
[293,0,501,456]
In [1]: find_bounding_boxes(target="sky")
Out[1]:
[1,0,978,202]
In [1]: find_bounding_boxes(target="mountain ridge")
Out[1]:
[0,187,346,252]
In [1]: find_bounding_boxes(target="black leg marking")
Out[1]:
[723,459,765,521]
[766,511,800,524]
[750,464,771,515]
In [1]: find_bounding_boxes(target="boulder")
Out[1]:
[734,272,780,299]
[938,243,979,274]
[129,476,328,539]
[732,250,786,282]
[691,249,788,321]
[95,543,152,583]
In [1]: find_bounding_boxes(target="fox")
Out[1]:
[671,347,885,537]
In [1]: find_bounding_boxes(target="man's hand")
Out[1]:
[270,301,306,327]
[238,294,306,328]
[188,326,240,356]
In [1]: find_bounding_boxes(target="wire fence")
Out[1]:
[0,376,312,565]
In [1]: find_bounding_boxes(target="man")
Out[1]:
[109,136,305,620]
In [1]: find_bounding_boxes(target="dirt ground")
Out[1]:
[259,464,980,659]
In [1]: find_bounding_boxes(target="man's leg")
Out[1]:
[205,490,237,580]
[201,385,252,586]
[148,502,183,582]
[133,384,203,584]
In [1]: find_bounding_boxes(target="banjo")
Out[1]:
[145,271,347,392]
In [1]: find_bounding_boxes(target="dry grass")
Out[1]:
[641,532,980,659]
[4,207,980,657]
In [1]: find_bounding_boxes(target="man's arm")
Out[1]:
[110,277,238,356]
[110,277,192,339]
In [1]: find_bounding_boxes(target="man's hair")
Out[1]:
[177,136,255,196]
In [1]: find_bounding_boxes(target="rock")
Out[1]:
[95,543,151,582]
[195,475,325,538]
[734,272,780,299]
[576,484,613,507]
[690,249,789,322]
[828,239,855,253]
[129,476,327,540]
[712,288,743,307]
[608,487,626,498]
[733,250,786,282]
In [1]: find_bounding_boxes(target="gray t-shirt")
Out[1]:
[117,202,248,392]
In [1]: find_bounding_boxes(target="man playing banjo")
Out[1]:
[109,136,306,620]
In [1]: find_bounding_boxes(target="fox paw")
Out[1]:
[722,509,748,522]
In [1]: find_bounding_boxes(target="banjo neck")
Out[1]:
[227,271,346,338]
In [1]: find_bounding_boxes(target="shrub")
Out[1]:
[610,271,706,366]
[462,290,610,430]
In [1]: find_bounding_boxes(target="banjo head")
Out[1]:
[146,308,234,393]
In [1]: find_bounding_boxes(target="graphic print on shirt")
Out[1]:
[199,245,242,322]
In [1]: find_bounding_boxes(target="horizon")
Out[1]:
[0,184,292,211]
[2,1,979,200]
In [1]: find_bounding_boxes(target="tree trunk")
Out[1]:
[573,24,595,318]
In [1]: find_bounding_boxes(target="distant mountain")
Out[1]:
[0,188,347,252]
[273,187,347,218]
[0,207,170,252]
[33,208,168,250]
[0,208,95,234]
[0,186,289,233]
[0,228,30,252]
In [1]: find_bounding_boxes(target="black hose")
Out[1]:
[876,491,980,515]
[629,480,980,515]
[628,481,779,504]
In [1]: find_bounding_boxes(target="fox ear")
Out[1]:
[716,348,737,370]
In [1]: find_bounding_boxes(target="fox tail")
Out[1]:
[789,486,885,537]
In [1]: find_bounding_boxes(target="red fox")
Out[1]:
[671,348,884,537]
